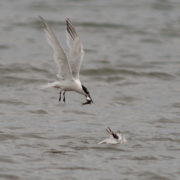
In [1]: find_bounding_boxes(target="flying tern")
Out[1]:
[98,127,127,144]
[39,16,93,105]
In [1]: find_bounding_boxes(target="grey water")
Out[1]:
[0,0,180,179]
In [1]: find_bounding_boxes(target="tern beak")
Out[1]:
[82,95,93,105]
[86,95,93,103]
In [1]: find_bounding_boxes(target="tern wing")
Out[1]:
[66,18,84,80]
[106,127,119,140]
[40,16,72,80]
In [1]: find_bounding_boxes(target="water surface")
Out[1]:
[0,0,180,179]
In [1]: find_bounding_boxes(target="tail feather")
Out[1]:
[40,81,61,89]
[98,140,106,144]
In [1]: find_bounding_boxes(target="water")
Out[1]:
[0,0,180,179]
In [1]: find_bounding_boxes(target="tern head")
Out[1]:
[81,84,93,105]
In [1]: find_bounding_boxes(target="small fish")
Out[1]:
[82,96,93,105]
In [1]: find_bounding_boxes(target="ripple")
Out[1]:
[171,102,180,108]
[72,146,89,151]
[139,171,170,180]
[0,63,50,75]
[78,22,132,29]
[45,149,74,155]
[0,133,19,141]
[91,146,129,152]
[0,63,27,74]
[140,37,162,44]
[159,155,175,160]
[167,147,180,151]
[28,2,58,11]
[13,19,65,30]
[0,99,28,106]
[28,109,48,114]
[155,118,171,123]
[118,63,155,69]
[152,1,173,11]
[113,95,139,105]
[151,137,180,143]
[81,68,174,80]
[0,75,45,86]
[0,63,50,86]
[63,110,95,116]
[144,71,175,80]
[0,45,9,50]
[152,117,179,124]
[81,68,123,76]
[105,76,124,83]
[56,135,75,140]
[131,155,158,161]
[59,166,99,171]
[21,133,47,139]
[0,174,19,180]
[0,156,16,164]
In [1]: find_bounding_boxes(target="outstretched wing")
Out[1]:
[66,18,84,80]
[106,127,119,140]
[39,16,72,80]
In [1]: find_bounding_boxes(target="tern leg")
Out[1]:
[59,91,62,102]
[63,91,66,102]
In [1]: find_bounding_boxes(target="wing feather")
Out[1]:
[39,16,72,80]
[66,19,84,80]
[106,127,119,139]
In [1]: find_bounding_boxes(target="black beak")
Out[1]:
[87,94,93,103]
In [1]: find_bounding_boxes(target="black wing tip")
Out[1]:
[106,127,112,134]
[39,16,46,24]
[66,18,74,26]
[106,127,119,139]
[107,127,112,132]
[66,18,70,23]
[66,18,72,29]
[66,18,78,40]
[39,16,43,20]
[39,16,48,29]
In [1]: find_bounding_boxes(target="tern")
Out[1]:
[39,16,93,105]
[98,127,127,144]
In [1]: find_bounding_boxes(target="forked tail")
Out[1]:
[40,81,61,89]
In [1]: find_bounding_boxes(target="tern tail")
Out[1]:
[40,81,61,89]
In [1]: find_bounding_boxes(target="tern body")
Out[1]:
[40,17,93,104]
[45,79,82,93]
[98,127,127,145]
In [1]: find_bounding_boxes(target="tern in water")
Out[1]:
[39,16,93,105]
[98,127,127,144]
